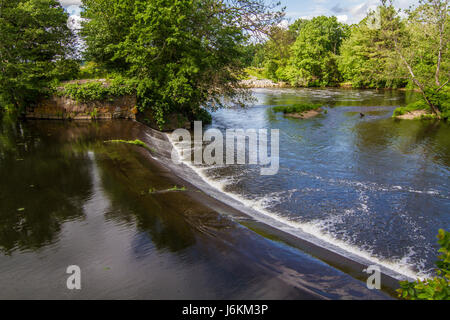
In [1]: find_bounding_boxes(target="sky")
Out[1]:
[59,0,421,25]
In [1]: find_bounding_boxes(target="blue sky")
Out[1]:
[59,0,420,24]
[280,0,420,23]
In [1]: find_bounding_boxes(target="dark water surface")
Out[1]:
[190,88,449,279]
[0,117,390,299]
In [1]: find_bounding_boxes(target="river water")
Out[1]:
[0,88,448,299]
[172,88,450,279]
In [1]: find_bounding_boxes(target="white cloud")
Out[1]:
[336,15,348,23]
[67,14,83,30]
[58,0,82,6]
[283,0,420,25]
[66,4,81,16]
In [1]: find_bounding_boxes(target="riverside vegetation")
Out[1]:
[0,0,449,299]
[243,0,450,119]
[398,230,450,300]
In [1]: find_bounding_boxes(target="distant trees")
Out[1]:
[247,0,449,115]
[248,16,349,86]
[0,0,77,111]
[287,16,349,86]
[341,0,449,116]
[386,0,449,117]
[338,6,407,89]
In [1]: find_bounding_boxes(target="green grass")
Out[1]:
[104,139,155,152]
[393,100,430,117]
[55,77,137,102]
[145,186,187,195]
[273,103,322,114]
[167,186,187,192]
[393,89,449,120]
[243,67,266,80]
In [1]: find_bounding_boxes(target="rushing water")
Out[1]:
[172,88,450,279]
[0,88,448,299]
[0,117,392,299]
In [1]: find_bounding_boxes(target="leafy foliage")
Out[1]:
[338,7,408,89]
[273,103,321,114]
[56,78,137,102]
[0,0,78,111]
[287,16,349,87]
[80,0,283,127]
[398,229,450,300]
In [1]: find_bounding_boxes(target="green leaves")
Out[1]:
[57,78,137,102]
[80,0,281,127]
[258,16,349,87]
[397,229,450,300]
[0,0,77,110]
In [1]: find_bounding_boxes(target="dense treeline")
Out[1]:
[249,1,448,89]
[79,0,283,126]
[0,0,448,120]
[247,0,449,118]
[0,0,77,110]
[0,0,283,125]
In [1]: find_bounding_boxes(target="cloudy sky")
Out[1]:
[59,0,420,24]
[281,0,420,23]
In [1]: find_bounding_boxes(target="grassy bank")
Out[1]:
[273,104,322,114]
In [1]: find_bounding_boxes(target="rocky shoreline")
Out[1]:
[240,78,288,88]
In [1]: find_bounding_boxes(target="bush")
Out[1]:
[192,108,212,125]
[393,88,450,120]
[393,100,430,117]
[397,229,450,300]
[78,62,107,80]
[273,103,322,114]
[56,77,137,102]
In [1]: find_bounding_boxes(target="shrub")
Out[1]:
[397,229,450,300]
[393,88,450,120]
[273,103,322,114]
[56,77,137,102]
[393,100,430,117]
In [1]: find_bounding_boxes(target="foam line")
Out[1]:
[167,133,429,281]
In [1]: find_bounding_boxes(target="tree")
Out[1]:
[261,25,297,81]
[0,0,77,111]
[380,0,449,117]
[286,16,349,87]
[80,0,136,72]
[80,0,284,126]
[338,10,408,88]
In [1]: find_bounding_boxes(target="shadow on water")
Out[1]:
[0,116,395,299]
[0,116,91,254]
[0,116,198,254]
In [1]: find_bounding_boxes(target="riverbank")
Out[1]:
[136,121,402,297]
[0,117,393,299]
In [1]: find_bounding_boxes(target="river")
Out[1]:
[0,88,448,299]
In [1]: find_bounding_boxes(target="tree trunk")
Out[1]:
[397,49,441,117]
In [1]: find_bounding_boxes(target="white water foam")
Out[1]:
[167,133,431,281]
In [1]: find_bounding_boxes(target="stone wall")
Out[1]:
[26,95,137,120]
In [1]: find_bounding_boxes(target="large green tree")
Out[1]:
[81,0,284,126]
[286,16,349,87]
[261,25,297,81]
[80,0,135,72]
[338,7,407,88]
[391,0,450,116]
[0,0,77,111]
[339,0,449,116]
